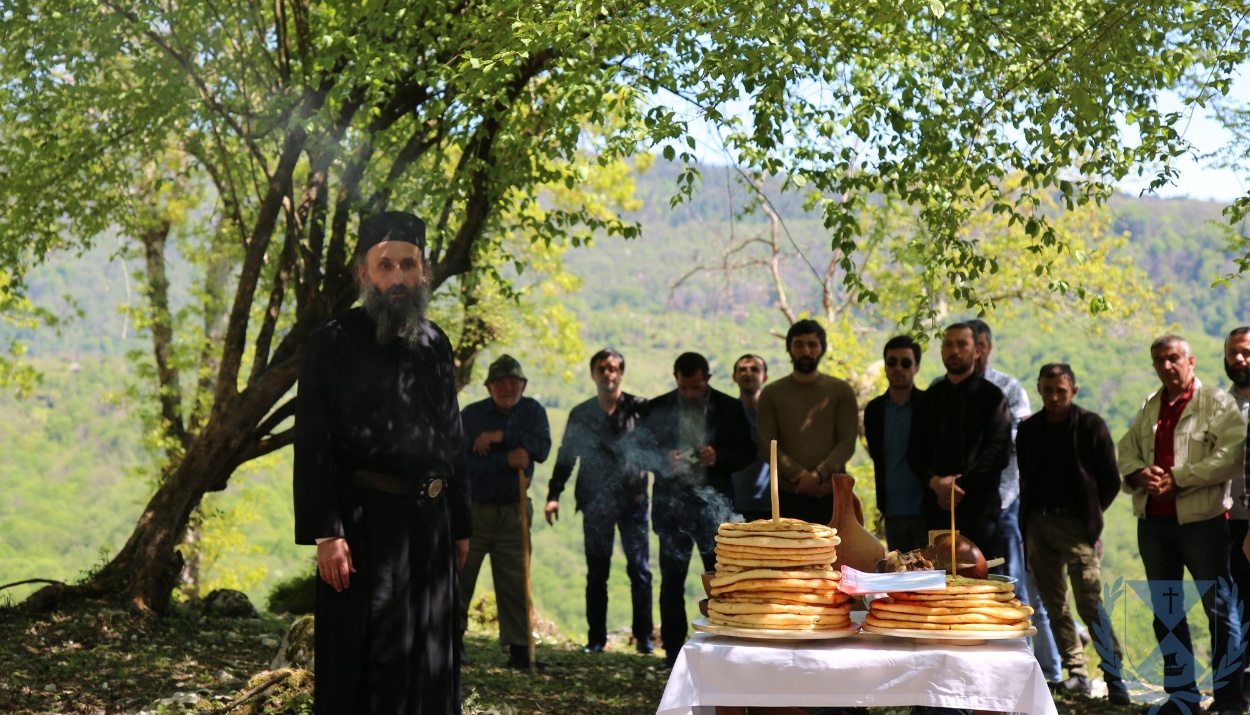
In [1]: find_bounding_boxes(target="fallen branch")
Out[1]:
[0,578,66,593]
[204,669,306,715]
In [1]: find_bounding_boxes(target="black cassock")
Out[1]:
[293,307,471,715]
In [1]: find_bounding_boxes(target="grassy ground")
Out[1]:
[0,597,1145,715]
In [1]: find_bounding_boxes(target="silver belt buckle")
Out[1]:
[426,478,444,499]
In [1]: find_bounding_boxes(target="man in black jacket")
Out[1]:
[545,348,653,655]
[1018,362,1128,704]
[919,322,1012,562]
[639,352,755,668]
[864,335,930,553]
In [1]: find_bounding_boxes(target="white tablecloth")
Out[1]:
[656,631,1058,715]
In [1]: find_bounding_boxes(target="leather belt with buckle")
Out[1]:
[352,469,445,500]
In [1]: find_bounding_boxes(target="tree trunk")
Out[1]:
[26,367,298,613]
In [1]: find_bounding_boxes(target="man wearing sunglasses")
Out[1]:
[864,335,929,552]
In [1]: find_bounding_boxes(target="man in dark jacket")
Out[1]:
[544,348,653,655]
[918,322,1011,562]
[864,335,930,553]
[638,352,755,668]
[294,211,471,715]
[1018,362,1128,704]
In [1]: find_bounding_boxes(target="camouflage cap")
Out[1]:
[485,354,527,385]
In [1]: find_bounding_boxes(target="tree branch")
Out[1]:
[139,219,187,454]
[214,92,321,407]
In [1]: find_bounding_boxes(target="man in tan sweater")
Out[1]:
[756,319,859,524]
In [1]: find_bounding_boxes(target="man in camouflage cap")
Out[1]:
[458,354,551,669]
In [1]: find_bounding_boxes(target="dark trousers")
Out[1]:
[583,499,653,649]
[654,494,720,663]
[1138,514,1244,708]
[883,514,929,553]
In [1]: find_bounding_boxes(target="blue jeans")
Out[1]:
[1138,514,1244,709]
[1003,497,1062,681]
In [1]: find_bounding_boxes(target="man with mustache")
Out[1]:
[636,351,754,669]
[756,319,858,525]
[1121,335,1244,715]
[293,211,471,715]
[918,322,1011,563]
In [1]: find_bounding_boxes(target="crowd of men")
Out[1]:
[292,210,1250,715]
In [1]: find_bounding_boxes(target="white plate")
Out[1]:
[862,623,1035,645]
[692,617,861,640]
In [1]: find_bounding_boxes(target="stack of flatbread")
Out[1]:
[707,518,852,631]
[865,574,1033,632]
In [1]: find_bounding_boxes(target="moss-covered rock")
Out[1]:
[270,614,315,671]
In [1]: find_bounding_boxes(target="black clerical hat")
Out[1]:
[485,355,527,385]
[354,211,426,258]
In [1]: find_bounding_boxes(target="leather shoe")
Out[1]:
[1059,675,1093,696]
[582,643,605,654]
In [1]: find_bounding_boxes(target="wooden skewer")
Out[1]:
[949,477,957,576]
[770,440,780,524]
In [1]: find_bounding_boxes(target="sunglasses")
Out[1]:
[885,357,914,369]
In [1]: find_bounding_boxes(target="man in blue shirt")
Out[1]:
[864,335,929,552]
[458,355,551,669]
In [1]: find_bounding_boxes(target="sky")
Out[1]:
[1119,76,1250,202]
[658,71,1250,206]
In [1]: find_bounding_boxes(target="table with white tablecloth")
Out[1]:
[656,630,1058,715]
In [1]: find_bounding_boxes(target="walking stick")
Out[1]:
[518,467,536,674]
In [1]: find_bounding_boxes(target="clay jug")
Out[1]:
[829,473,884,572]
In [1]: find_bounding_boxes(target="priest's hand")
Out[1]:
[456,539,470,570]
[472,430,504,455]
[507,447,531,470]
[544,500,560,526]
[317,537,355,592]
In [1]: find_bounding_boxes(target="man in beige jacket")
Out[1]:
[1118,334,1245,715]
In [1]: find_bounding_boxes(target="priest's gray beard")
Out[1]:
[360,280,432,350]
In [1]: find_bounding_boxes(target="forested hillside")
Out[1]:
[2,162,1248,648]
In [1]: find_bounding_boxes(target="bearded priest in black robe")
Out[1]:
[294,211,472,715]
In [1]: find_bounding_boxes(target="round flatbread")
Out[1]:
[883,597,1021,609]
[711,578,843,596]
[714,538,838,552]
[714,547,835,560]
[866,609,1019,625]
[714,557,833,569]
[718,518,835,537]
[710,568,839,588]
[865,613,1030,631]
[709,611,852,628]
[710,601,853,616]
[716,591,852,606]
[709,616,853,631]
[873,601,1033,620]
